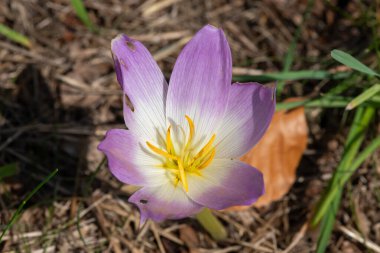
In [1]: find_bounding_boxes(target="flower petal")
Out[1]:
[166,25,232,149]
[112,34,168,143]
[187,159,264,210]
[129,183,203,224]
[98,129,168,186]
[216,83,275,158]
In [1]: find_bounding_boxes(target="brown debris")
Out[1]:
[0,0,379,252]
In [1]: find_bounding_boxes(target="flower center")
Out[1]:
[146,115,216,192]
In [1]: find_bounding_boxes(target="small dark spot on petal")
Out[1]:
[126,41,136,51]
[125,94,135,112]
[140,199,148,204]
[119,59,126,67]
[111,53,124,89]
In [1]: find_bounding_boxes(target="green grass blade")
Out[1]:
[233,70,350,83]
[0,163,19,180]
[0,168,59,241]
[316,135,380,253]
[196,208,227,241]
[313,134,380,228]
[311,107,375,227]
[70,0,96,32]
[346,84,380,110]
[318,137,380,212]
[276,100,310,110]
[316,191,342,253]
[276,94,380,111]
[326,75,361,96]
[331,49,379,77]
[0,24,31,48]
[314,107,375,252]
[276,96,349,111]
[276,0,314,96]
[371,94,380,103]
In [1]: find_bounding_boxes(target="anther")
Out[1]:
[166,126,174,154]
[146,142,178,161]
[178,159,188,192]
[185,115,195,145]
[193,134,216,161]
[198,148,216,170]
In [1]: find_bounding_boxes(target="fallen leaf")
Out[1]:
[229,101,308,210]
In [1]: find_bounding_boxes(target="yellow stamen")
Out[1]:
[178,159,188,192]
[185,115,195,146]
[147,116,217,192]
[146,141,178,161]
[155,161,177,170]
[174,177,180,187]
[193,134,216,161]
[166,126,173,154]
[184,152,191,168]
[198,148,216,170]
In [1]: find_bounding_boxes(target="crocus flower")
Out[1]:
[98,25,275,224]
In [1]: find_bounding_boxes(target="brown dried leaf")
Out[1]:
[230,103,308,210]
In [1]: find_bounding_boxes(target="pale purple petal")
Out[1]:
[98,129,168,186]
[112,35,168,143]
[166,25,232,149]
[216,83,275,158]
[187,159,264,210]
[129,183,203,224]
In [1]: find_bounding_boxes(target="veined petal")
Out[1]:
[216,83,275,158]
[98,129,168,186]
[112,34,168,143]
[166,25,232,150]
[129,183,203,224]
[187,159,264,210]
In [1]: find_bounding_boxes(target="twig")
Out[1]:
[0,128,26,152]
[282,223,308,253]
[131,30,191,42]
[0,41,63,66]
[153,36,192,61]
[232,67,263,76]
[151,222,166,253]
[142,0,183,17]
[338,225,380,253]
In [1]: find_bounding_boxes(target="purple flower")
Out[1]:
[98,25,275,224]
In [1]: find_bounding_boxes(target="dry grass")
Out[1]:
[1,0,379,252]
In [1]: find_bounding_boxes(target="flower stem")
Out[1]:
[195,208,227,241]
